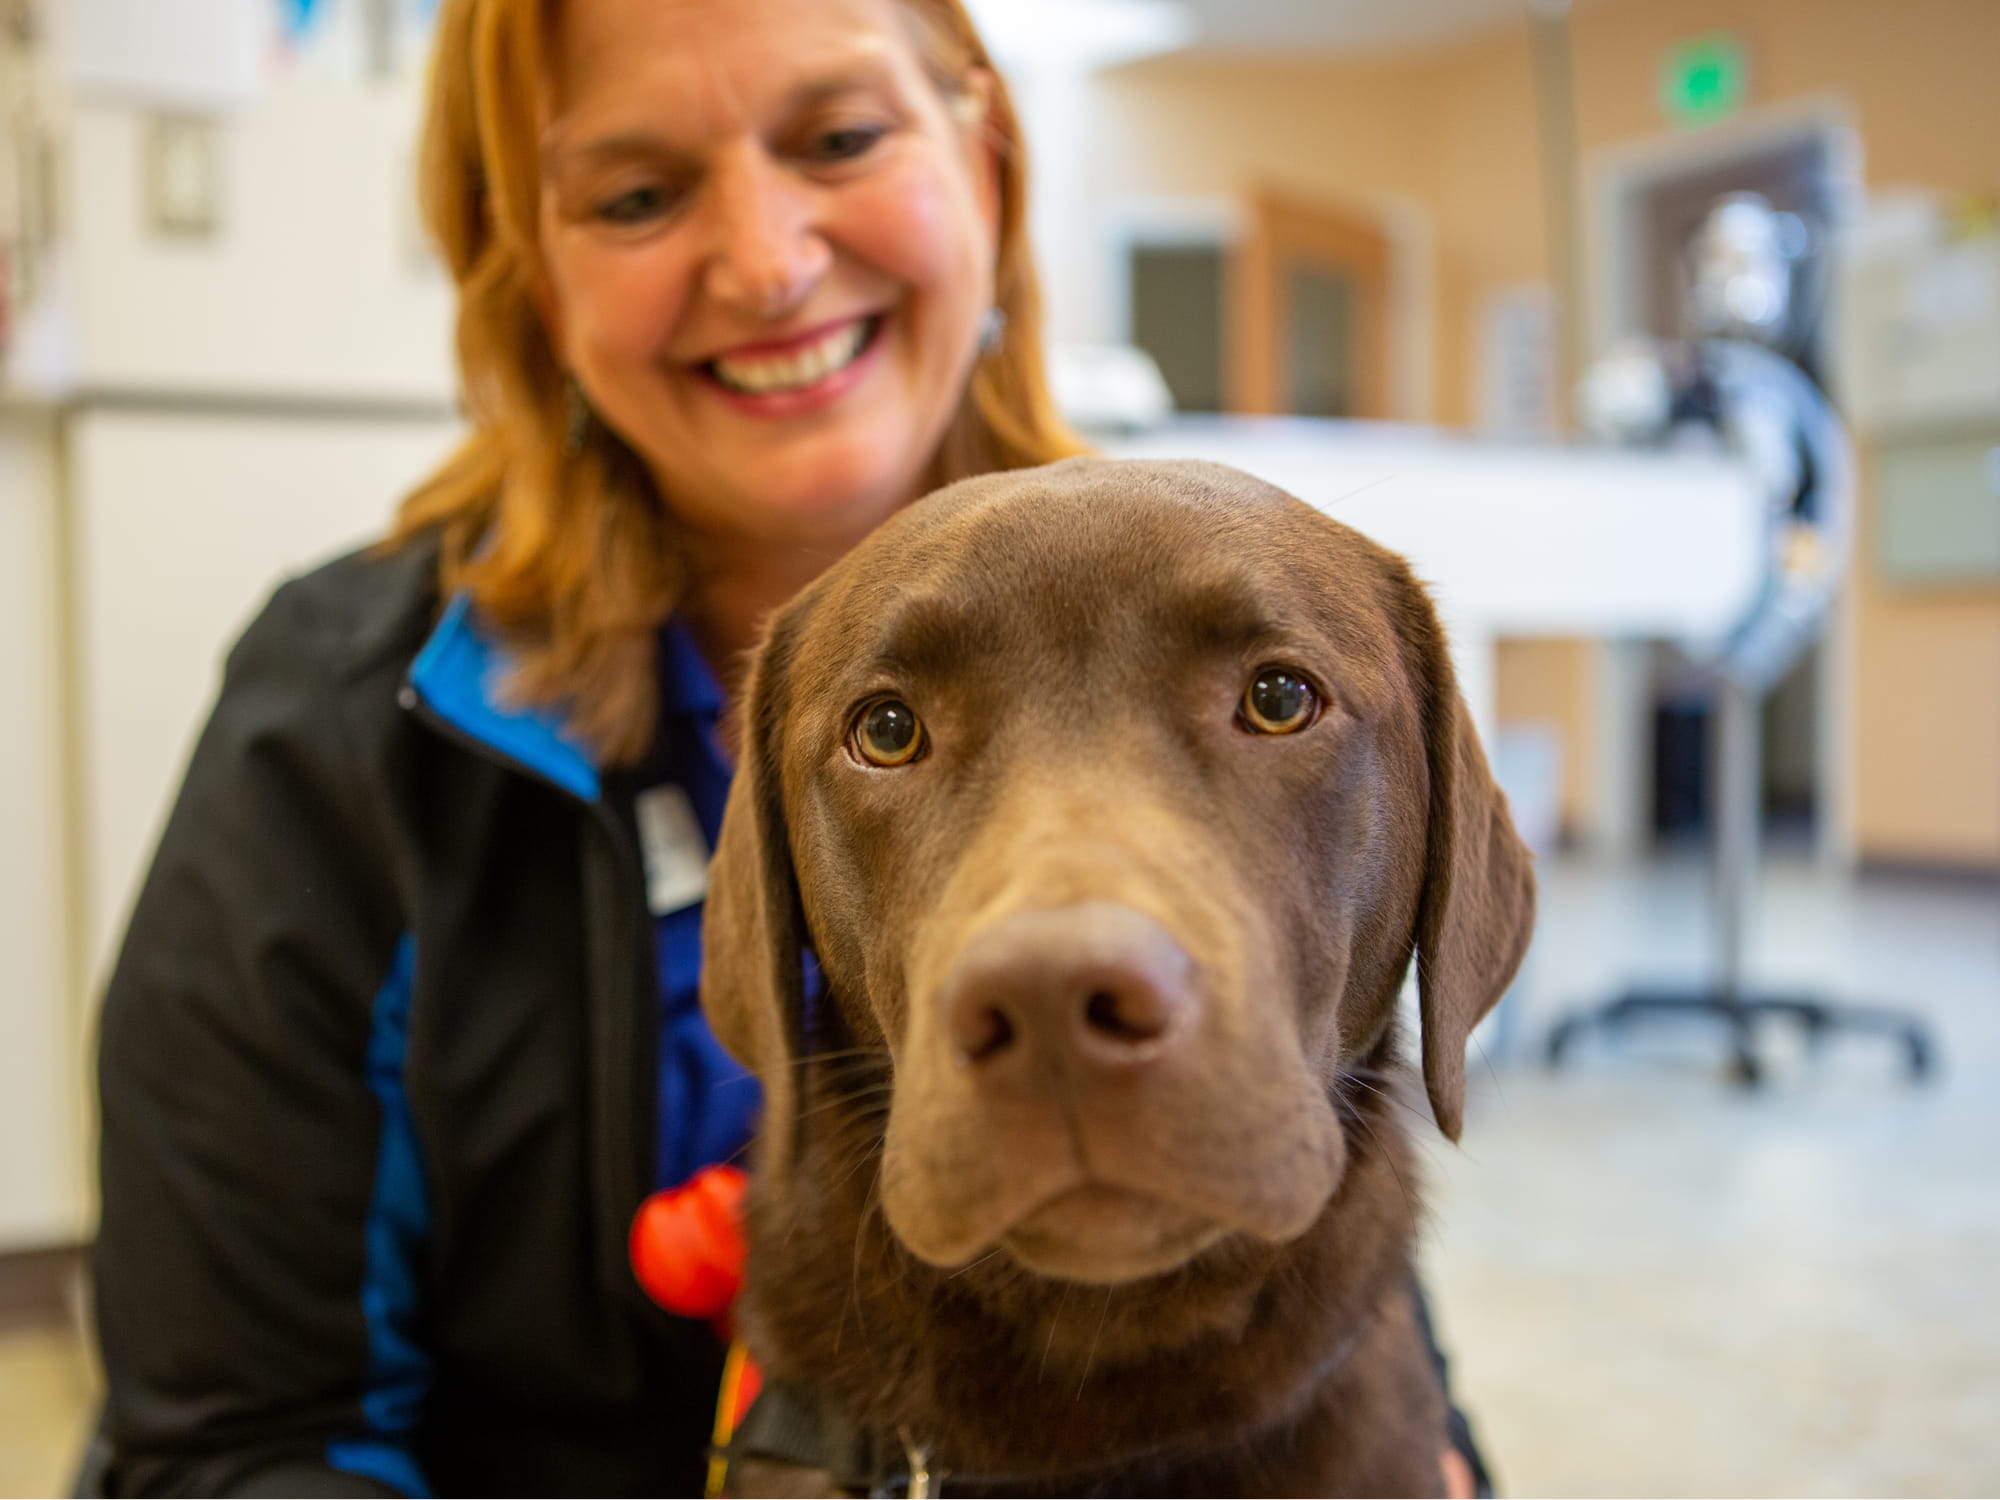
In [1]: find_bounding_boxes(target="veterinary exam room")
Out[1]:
[1,0,1996,1495]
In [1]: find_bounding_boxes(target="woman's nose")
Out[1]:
[701,145,831,321]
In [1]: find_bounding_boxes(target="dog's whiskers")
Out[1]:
[1074,1287,1114,1402]
[1038,1280,1071,1384]
[787,1046,895,1071]
[945,1249,1002,1282]
[789,1086,894,1125]
[1471,1029,1506,1116]
[820,1128,890,1201]
[1336,1069,1432,1129]
[1342,1107,1418,1225]
[843,1161,885,1347]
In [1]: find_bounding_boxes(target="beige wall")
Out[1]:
[1088,56,1424,214]
[1103,0,2000,864]
[1495,637,1600,835]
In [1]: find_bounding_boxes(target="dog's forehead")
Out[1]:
[909,457,1320,569]
[797,459,1393,670]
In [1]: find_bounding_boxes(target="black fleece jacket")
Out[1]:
[93,536,722,1497]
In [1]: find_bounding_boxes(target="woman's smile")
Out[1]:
[698,312,887,414]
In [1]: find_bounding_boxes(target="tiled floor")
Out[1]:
[0,1325,93,1498]
[1423,854,2000,1497]
[3,855,1994,1497]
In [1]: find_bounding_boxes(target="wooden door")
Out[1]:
[1226,190,1392,419]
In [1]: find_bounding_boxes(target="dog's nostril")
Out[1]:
[943,907,1196,1079]
[958,1004,1016,1064]
[1084,986,1169,1044]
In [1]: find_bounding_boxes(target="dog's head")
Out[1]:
[703,458,1533,1288]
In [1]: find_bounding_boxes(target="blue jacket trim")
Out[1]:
[660,616,724,717]
[330,933,434,1496]
[326,1437,432,1498]
[408,592,601,802]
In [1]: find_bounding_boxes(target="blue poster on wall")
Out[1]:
[275,0,323,43]
[269,0,439,81]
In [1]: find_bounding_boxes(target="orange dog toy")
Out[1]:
[628,1165,764,1496]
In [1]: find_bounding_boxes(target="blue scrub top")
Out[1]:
[645,621,762,1190]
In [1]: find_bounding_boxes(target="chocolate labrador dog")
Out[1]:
[702,458,1534,1497]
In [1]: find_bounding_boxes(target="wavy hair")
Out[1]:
[392,0,1084,762]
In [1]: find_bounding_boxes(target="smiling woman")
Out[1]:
[395,0,1083,761]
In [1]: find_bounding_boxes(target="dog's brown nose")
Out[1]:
[942,903,1197,1078]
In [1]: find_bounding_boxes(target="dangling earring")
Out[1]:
[978,306,1006,356]
[563,376,592,457]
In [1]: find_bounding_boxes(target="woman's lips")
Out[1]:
[697,314,885,417]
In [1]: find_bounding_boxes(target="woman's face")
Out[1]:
[537,0,1001,561]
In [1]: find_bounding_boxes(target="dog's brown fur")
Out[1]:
[702,458,1535,1497]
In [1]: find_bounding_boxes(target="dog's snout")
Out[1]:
[942,903,1197,1078]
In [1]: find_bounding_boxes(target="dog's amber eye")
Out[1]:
[852,699,926,766]
[1241,667,1318,734]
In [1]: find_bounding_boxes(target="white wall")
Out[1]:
[0,410,84,1250]
[64,85,454,403]
[71,407,463,992]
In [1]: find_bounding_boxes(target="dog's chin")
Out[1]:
[997,1184,1231,1285]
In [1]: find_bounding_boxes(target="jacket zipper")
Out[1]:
[396,681,660,1306]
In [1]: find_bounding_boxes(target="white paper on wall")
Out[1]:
[1478,283,1558,439]
[55,0,267,112]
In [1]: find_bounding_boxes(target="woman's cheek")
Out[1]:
[838,158,978,290]
[559,239,690,368]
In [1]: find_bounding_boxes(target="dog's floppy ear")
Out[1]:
[702,608,809,1188]
[1400,578,1537,1142]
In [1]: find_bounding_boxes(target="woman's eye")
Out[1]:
[851,699,925,767]
[811,123,886,162]
[1240,667,1319,735]
[594,184,671,226]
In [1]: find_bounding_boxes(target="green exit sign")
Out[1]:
[1662,34,1748,127]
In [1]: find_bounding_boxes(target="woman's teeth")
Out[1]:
[710,318,873,395]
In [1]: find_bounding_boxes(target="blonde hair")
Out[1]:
[392,0,1085,763]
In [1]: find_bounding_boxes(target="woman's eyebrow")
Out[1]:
[542,58,903,176]
[777,57,901,117]
[542,130,685,176]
